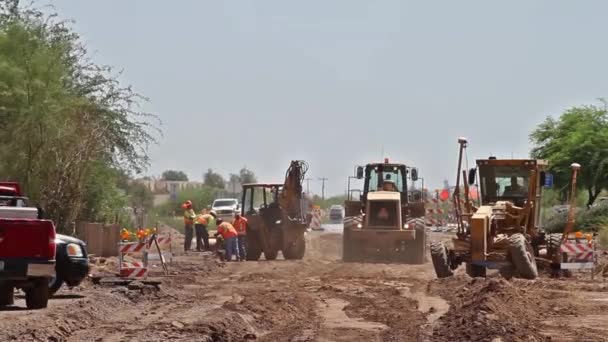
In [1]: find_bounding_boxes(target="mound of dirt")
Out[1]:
[431,277,559,342]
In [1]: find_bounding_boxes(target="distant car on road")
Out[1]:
[329,205,344,222]
[211,198,240,221]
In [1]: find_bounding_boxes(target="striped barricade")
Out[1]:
[118,241,148,279]
[560,240,596,270]
[309,208,322,231]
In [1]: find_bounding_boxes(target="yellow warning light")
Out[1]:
[575,231,583,239]
[585,233,593,242]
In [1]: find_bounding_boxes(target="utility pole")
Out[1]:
[318,177,328,200]
[305,178,312,194]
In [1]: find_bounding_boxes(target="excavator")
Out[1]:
[240,160,309,260]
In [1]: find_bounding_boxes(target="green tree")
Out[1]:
[530,101,608,207]
[239,167,257,184]
[0,1,159,231]
[161,170,188,181]
[126,182,154,210]
[203,169,225,189]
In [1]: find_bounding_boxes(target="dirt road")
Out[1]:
[1,229,608,341]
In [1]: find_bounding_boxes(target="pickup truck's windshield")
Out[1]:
[214,200,237,207]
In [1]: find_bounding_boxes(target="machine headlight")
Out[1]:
[275,220,282,224]
[357,223,363,229]
[66,243,84,257]
[404,223,410,229]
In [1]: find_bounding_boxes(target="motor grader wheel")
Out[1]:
[430,241,453,278]
[508,233,538,280]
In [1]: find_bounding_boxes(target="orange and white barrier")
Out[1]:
[310,208,322,231]
[119,241,147,254]
[118,241,148,278]
[560,240,596,270]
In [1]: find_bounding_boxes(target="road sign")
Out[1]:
[544,173,554,188]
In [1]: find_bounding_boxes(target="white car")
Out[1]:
[211,198,240,221]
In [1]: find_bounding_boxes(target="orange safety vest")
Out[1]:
[233,217,248,235]
[184,209,195,225]
[196,214,208,225]
[217,222,238,239]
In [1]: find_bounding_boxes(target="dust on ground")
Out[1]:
[1,230,608,341]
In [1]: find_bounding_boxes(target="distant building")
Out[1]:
[132,178,206,197]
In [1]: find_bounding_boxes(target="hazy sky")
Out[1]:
[49,1,608,196]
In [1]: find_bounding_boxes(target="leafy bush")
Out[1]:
[544,204,608,233]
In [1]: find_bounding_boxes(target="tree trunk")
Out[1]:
[587,187,601,208]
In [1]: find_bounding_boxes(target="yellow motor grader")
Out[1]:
[430,138,563,279]
[342,159,427,264]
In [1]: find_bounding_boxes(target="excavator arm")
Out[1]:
[280,160,309,221]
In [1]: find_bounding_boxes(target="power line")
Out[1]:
[318,177,328,200]
[305,178,313,194]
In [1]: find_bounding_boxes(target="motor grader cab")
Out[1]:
[241,161,309,261]
[431,138,549,279]
[342,159,427,264]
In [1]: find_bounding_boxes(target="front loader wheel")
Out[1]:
[264,249,278,261]
[246,233,262,261]
[342,216,361,262]
[430,242,453,278]
[509,233,538,280]
[283,235,306,260]
[409,218,427,264]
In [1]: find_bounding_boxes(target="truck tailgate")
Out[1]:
[0,219,56,259]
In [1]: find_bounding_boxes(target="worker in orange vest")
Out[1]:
[182,200,196,252]
[215,218,239,261]
[233,213,248,261]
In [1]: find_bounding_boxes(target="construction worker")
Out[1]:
[195,209,216,251]
[182,200,196,252]
[215,218,239,261]
[233,213,248,261]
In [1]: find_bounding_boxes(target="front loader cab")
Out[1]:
[362,162,409,204]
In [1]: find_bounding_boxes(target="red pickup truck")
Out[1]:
[0,182,56,309]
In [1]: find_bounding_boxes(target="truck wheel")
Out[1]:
[466,263,486,278]
[49,274,63,296]
[283,235,306,260]
[0,284,14,306]
[430,242,453,278]
[246,234,262,261]
[509,233,538,280]
[26,279,50,310]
